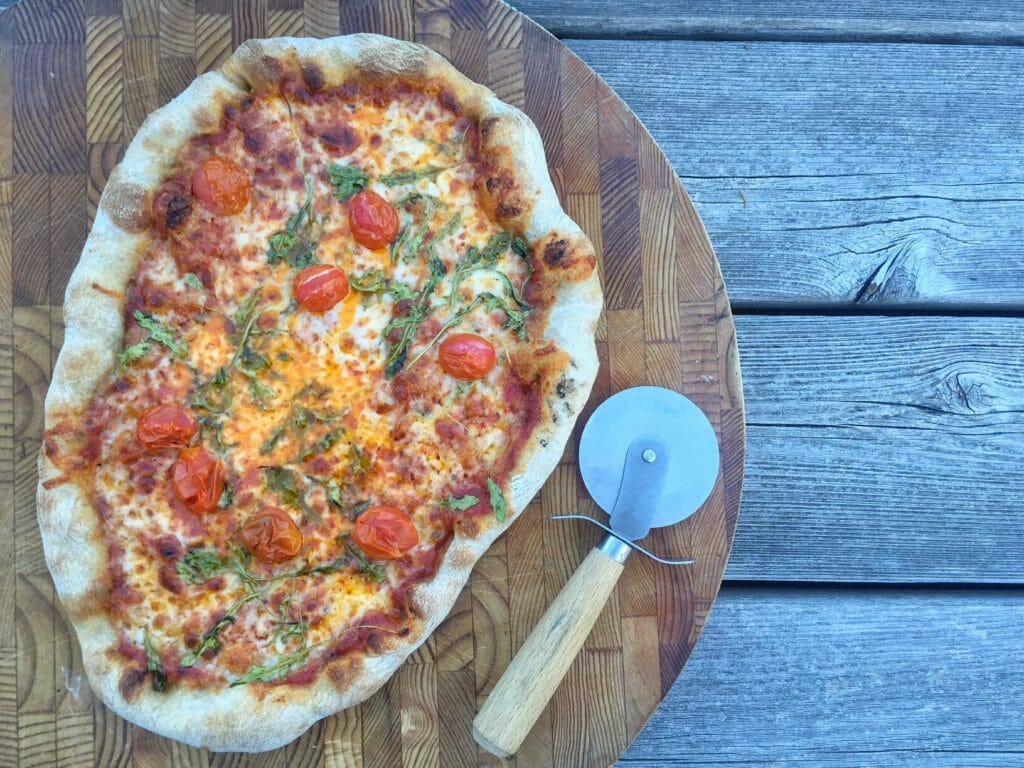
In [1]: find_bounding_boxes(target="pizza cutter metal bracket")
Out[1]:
[473,386,720,759]
[549,514,695,565]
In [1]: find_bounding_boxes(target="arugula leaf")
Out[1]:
[260,425,286,454]
[488,477,508,523]
[117,341,150,370]
[298,430,341,462]
[343,537,387,583]
[392,194,438,264]
[182,593,258,667]
[350,500,372,518]
[511,235,530,259]
[247,377,277,410]
[348,444,370,475]
[380,166,448,187]
[176,548,227,585]
[328,163,369,202]
[230,643,317,686]
[349,269,389,292]
[268,178,319,267]
[184,273,205,291]
[142,631,167,692]
[218,481,234,510]
[443,494,479,511]
[133,310,186,358]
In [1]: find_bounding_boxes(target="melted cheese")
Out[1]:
[85,85,536,686]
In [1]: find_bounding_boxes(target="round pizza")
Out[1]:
[36,35,601,751]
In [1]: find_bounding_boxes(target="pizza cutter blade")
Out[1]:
[473,386,720,758]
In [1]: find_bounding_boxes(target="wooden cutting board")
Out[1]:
[0,1,745,766]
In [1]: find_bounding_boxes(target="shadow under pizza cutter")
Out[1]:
[472,385,720,758]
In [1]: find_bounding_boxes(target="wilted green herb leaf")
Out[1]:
[133,310,186,358]
[181,594,258,667]
[487,477,508,523]
[344,537,387,583]
[348,444,370,475]
[143,631,167,692]
[299,430,341,462]
[117,341,150,370]
[230,643,316,686]
[184,273,205,291]
[327,163,369,202]
[218,481,234,510]
[268,178,319,267]
[511,235,530,259]
[380,166,449,187]
[176,548,227,584]
[349,269,389,292]
[443,494,479,511]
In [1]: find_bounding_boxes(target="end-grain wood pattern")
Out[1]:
[0,1,744,765]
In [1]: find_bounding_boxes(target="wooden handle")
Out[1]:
[473,542,627,757]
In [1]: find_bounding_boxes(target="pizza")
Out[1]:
[36,34,601,752]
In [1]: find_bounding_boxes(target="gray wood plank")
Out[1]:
[728,315,1024,583]
[619,586,1024,766]
[515,0,1024,44]
[565,40,1024,309]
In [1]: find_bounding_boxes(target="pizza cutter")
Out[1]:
[473,386,720,757]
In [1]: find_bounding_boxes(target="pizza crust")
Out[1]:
[38,34,601,752]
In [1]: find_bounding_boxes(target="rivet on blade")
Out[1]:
[642,449,656,463]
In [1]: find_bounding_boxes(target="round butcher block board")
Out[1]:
[3,0,745,766]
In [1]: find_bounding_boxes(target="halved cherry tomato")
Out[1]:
[293,264,350,313]
[192,157,251,216]
[438,333,497,381]
[353,505,419,560]
[348,190,399,250]
[171,446,224,514]
[136,404,199,451]
[239,508,303,564]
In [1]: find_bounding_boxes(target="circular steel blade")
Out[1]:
[578,386,720,530]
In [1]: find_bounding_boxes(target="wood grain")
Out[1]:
[730,314,1024,584]
[569,39,1024,309]
[518,0,1024,44]
[0,1,744,766]
[620,585,1024,766]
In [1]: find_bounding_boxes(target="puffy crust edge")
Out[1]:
[37,34,601,752]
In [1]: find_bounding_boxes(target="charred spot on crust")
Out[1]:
[302,64,325,93]
[497,202,522,219]
[556,378,571,399]
[321,125,361,154]
[544,239,570,268]
[480,116,500,140]
[119,668,148,701]
[438,90,461,114]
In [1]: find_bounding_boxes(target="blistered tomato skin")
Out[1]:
[136,404,199,451]
[171,446,225,514]
[240,508,303,563]
[293,265,350,313]
[348,190,399,250]
[438,333,497,381]
[192,157,251,216]
[353,505,419,560]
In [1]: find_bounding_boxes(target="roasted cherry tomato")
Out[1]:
[136,404,199,451]
[438,333,497,381]
[293,264,350,313]
[348,190,399,250]
[192,157,251,216]
[239,508,303,563]
[353,505,419,560]
[171,446,225,514]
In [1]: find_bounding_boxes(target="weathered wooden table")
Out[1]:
[4,1,1024,766]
